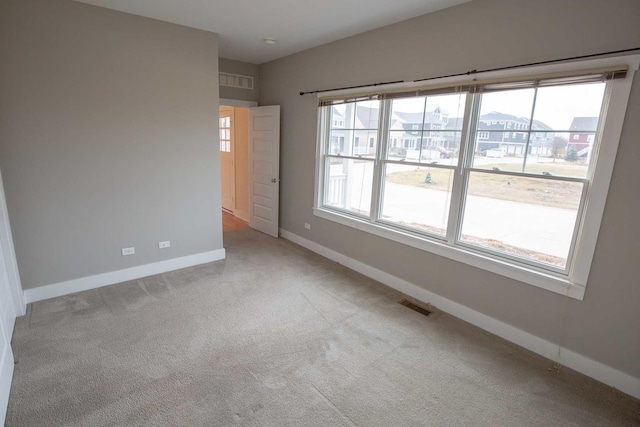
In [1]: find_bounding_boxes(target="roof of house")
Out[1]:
[479,111,529,124]
[570,117,599,132]
[394,111,446,126]
[356,106,380,129]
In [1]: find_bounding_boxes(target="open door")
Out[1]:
[0,237,15,425]
[249,106,280,238]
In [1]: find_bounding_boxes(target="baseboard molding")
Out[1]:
[0,343,14,426]
[24,249,226,304]
[234,210,249,222]
[279,228,640,400]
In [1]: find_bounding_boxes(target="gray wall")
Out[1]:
[219,58,259,103]
[259,0,640,378]
[0,0,222,289]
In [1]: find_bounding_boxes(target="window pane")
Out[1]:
[328,130,347,155]
[328,103,379,157]
[388,130,420,159]
[524,132,591,178]
[324,157,374,216]
[354,130,378,158]
[388,92,465,164]
[381,164,453,236]
[459,171,584,269]
[471,89,535,169]
[533,83,605,130]
[330,104,350,129]
[419,132,461,166]
[390,97,427,130]
[478,89,535,128]
[430,93,467,130]
[524,82,605,178]
[355,100,380,129]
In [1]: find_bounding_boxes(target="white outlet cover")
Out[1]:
[121,247,135,256]
[159,241,171,249]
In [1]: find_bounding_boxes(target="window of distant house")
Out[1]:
[314,56,638,299]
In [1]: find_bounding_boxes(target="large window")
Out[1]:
[314,57,638,299]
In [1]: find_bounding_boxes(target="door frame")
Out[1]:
[0,169,24,317]
[220,99,258,108]
[219,100,257,222]
[0,168,22,426]
[219,106,236,213]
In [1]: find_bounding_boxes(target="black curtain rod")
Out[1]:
[299,46,640,96]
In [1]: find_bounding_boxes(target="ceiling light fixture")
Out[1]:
[263,38,277,45]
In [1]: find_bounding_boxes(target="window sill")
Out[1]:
[313,207,586,300]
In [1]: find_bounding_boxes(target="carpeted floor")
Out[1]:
[6,228,640,426]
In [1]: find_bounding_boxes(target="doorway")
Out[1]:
[219,101,281,237]
[219,104,250,231]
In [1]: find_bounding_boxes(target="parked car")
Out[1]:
[437,147,452,158]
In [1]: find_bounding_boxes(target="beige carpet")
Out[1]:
[6,228,640,426]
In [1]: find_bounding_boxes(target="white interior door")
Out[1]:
[219,107,236,212]
[0,170,19,425]
[0,237,15,426]
[249,106,280,237]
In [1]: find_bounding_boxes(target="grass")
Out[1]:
[387,161,587,210]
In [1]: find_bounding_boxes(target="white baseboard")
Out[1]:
[0,343,14,426]
[279,229,640,400]
[24,249,226,304]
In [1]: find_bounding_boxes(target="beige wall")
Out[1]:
[259,0,640,378]
[219,58,259,103]
[0,0,222,289]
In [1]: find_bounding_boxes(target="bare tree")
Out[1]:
[551,136,567,163]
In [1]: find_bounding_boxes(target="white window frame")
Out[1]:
[313,55,639,300]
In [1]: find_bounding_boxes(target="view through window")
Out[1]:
[318,79,608,275]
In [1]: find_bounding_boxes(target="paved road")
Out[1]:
[332,161,576,261]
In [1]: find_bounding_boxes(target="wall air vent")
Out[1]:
[219,72,254,90]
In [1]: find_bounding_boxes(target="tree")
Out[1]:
[565,144,579,162]
[551,136,567,162]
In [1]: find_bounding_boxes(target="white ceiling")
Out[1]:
[74,0,471,64]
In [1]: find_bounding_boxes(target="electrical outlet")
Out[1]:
[159,241,171,249]
[121,247,135,256]
[304,223,311,230]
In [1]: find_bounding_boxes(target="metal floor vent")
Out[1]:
[399,299,433,317]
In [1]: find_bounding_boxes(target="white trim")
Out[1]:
[24,249,226,304]
[234,209,249,222]
[0,170,26,316]
[314,207,585,300]
[0,338,13,427]
[569,66,637,285]
[220,98,258,108]
[279,228,640,399]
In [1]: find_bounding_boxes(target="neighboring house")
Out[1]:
[474,112,554,156]
[392,106,448,151]
[568,117,598,156]
[331,104,451,158]
[332,106,561,159]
